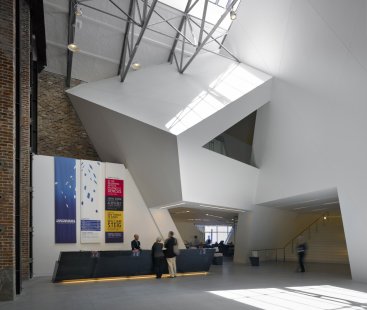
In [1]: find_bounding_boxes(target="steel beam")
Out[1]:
[189,17,240,63]
[66,0,76,87]
[121,0,159,82]
[78,2,128,22]
[197,0,209,46]
[167,0,192,63]
[118,0,134,76]
[109,0,141,26]
[180,0,239,73]
[179,15,187,71]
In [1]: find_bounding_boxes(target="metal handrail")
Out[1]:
[250,214,327,262]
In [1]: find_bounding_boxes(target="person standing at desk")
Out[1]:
[165,231,177,278]
[131,234,141,256]
[193,235,200,248]
[151,237,164,279]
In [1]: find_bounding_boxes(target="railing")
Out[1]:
[250,214,328,263]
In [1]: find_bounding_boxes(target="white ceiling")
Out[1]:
[168,205,239,225]
[259,187,340,213]
[67,53,271,135]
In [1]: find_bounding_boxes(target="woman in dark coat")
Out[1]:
[151,237,165,278]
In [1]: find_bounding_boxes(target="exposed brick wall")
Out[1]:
[0,0,16,301]
[20,0,30,281]
[0,0,32,299]
[38,71,100,160]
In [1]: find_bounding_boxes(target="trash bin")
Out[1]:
[212,256,223,265]
[249,256,259,266]
[212,253,223,265]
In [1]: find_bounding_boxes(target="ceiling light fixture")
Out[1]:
[160,202,185,209]
[321,201,339,205]
[294,206,309,210]
[74,4,83,16]
[199,204,246,213]
[205,214,224,219]
[230,10,237,20]
[323,216,327,220]
[67,43,80,53]
[131,62,141,70]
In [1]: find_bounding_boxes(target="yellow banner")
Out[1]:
[105,211,124,232]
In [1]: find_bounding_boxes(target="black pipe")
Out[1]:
[15,0,22,295]
[29,56,38,277]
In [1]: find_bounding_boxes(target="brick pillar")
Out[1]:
[0,0,31,300]
[0,0,16,301]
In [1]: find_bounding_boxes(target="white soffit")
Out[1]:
[67,53,271,135]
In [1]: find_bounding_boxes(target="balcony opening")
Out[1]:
[203,110,257,167]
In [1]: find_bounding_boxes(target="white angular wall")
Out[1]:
[67,54,272,211]
[226,0,367,281]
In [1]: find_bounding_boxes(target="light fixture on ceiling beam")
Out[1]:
[199,204,246,213]
[74,4,83,16]
[67,43,80,53]
[160,202,185,209]
[131,62,141,71]
[229,10,237,20]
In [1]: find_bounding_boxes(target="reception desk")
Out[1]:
[52,249,215,282]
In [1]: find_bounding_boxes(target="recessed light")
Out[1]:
[74,5,83,16]
[229,10,237,20]
[160,202,185,209]
[294,206,308,210]
[131,63,141,70]
[186,211,190,213]
[67,43,80,53]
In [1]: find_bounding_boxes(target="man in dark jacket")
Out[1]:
[164,231,177,278]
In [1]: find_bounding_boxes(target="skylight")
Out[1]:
[158,0,240,30]
[165,63,268,135]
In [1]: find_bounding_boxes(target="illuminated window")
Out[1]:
[198,225,232,244]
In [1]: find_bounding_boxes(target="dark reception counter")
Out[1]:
[52,249,215,282]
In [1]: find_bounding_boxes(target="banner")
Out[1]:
[54,157,77,243]
[80,160,102,243]
[105,179,124,243]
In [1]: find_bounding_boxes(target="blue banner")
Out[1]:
[55,157,77,243]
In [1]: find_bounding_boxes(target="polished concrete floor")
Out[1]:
[2,261,367,310]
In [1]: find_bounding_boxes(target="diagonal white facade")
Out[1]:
[67,53,272,210]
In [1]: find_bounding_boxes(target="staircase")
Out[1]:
[284,216,349,264]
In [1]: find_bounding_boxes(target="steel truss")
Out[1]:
[67,0,239,84]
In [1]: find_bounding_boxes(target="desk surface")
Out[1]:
[52,249,215,282]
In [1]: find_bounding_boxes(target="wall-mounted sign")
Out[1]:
[105,179,124,243]
[80,160,102,243]
[54,157,76,243]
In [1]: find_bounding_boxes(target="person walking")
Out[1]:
[151,237,165,279]
[296,235,307,272]
[164,231,178,278]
